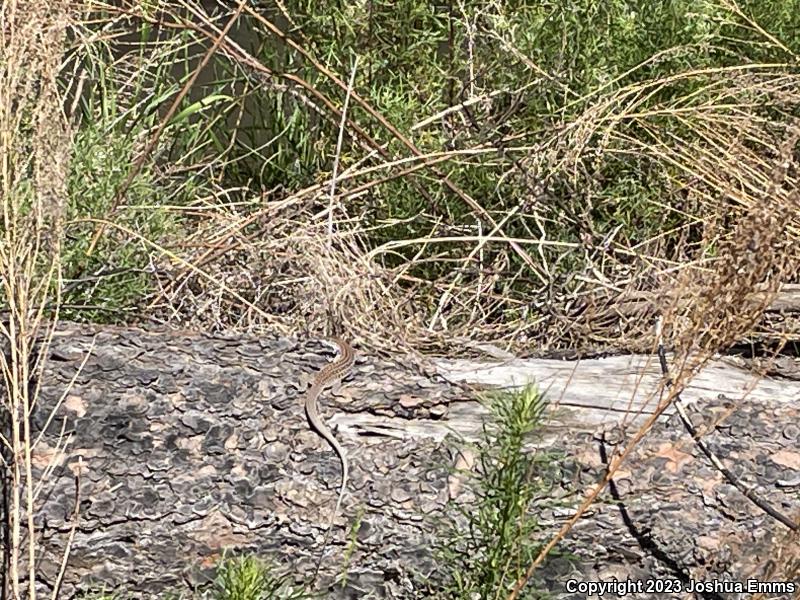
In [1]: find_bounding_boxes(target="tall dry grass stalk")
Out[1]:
[1,1,72,598]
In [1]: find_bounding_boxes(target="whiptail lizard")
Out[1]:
[304,336,355,580]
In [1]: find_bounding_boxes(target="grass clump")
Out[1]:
[436,384,562,600]
[211,555,309,600]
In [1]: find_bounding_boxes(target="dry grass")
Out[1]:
[1,0,73,597]
[72,4,796,360]
[752,526,800,600]
[147,66,800,356]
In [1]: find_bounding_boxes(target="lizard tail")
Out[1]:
[311,453,348,584]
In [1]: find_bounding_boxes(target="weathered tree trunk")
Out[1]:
[2,324,798,599]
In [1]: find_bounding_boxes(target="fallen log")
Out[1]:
[2,324,798,598]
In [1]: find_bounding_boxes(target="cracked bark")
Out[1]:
[2,323,799,598]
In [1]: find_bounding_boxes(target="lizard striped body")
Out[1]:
[304,336,355,580]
